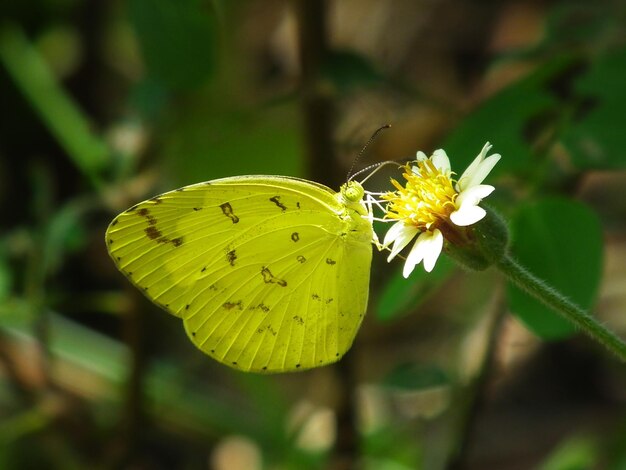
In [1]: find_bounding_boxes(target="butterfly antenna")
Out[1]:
[347,124,391,181]
[351,160,400,184]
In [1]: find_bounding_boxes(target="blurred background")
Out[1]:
[2,0,626,468]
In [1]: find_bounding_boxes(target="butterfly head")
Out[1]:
[340,180,365,204]
[338,180,371,221]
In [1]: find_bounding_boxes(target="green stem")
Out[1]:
[496,254,626,362]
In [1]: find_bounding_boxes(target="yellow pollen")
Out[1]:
[383,159,458,230]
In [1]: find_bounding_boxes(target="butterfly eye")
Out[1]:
[342,181,365,203]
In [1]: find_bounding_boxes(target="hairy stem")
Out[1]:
[496,254,626,361]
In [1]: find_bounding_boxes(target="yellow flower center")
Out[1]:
[383,159,458,230]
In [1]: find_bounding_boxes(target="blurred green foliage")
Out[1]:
[128,0,217,90]
[507,198,603,339]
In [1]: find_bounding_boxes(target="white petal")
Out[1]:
[431,149,451,173]
[385,224,419,262]
[383,220,408,247]
[456,145,488,191]
[465,153,501,189]
[388,234,417,262]
[415,151,428,162]
[456,142,498,191]
[477,141,492,159]
[455,184,494,208]
[450,205,487,226]
[402,230,443,277]
[402,257,419,278]
[422,229,443,272]
[402,237,427,278]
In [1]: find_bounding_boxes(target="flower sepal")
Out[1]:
[444,206,509,271]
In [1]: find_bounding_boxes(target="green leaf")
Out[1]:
[507,198,603,340]
[0,253,11,303]
[442,57,573,177]
[161,103,303,186]
[375,255,455,322]
[128,0,217,89]
[539,434,598,470]
[363,425,423,470]
[542,2,617,49]
[130,76,170,120]
[383,362,449,391]
[0,25,108,187]
[42,200,89,275]
[324,49,383,93]
[561,47,626,169]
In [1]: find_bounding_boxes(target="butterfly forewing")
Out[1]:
[106,176,372,372]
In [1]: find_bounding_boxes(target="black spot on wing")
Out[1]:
[291,232,299,242]
[226,249,237,266]
[254,303,270,313]
[261,267,287,287]
[269,196,287,211]
[257,324,277,336]
[326,258,336,265]
[220,202,239,224]
[145,226,161,240]
[311,294,333,303]
[296,255,306,263]
[223,301,243,310]
[293,315,304,325]
[138,207,184,247]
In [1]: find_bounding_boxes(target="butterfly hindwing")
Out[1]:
[106,176,372,372]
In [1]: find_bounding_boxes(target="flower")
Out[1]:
[381,142,501,277]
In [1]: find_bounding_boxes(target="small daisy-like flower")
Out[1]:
[382,142,501,277]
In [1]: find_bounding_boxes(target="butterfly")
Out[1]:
[105,175,374,373]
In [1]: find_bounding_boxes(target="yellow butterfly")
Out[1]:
[106,175,373,373]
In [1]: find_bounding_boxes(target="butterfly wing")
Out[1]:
[106,176,373,372]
